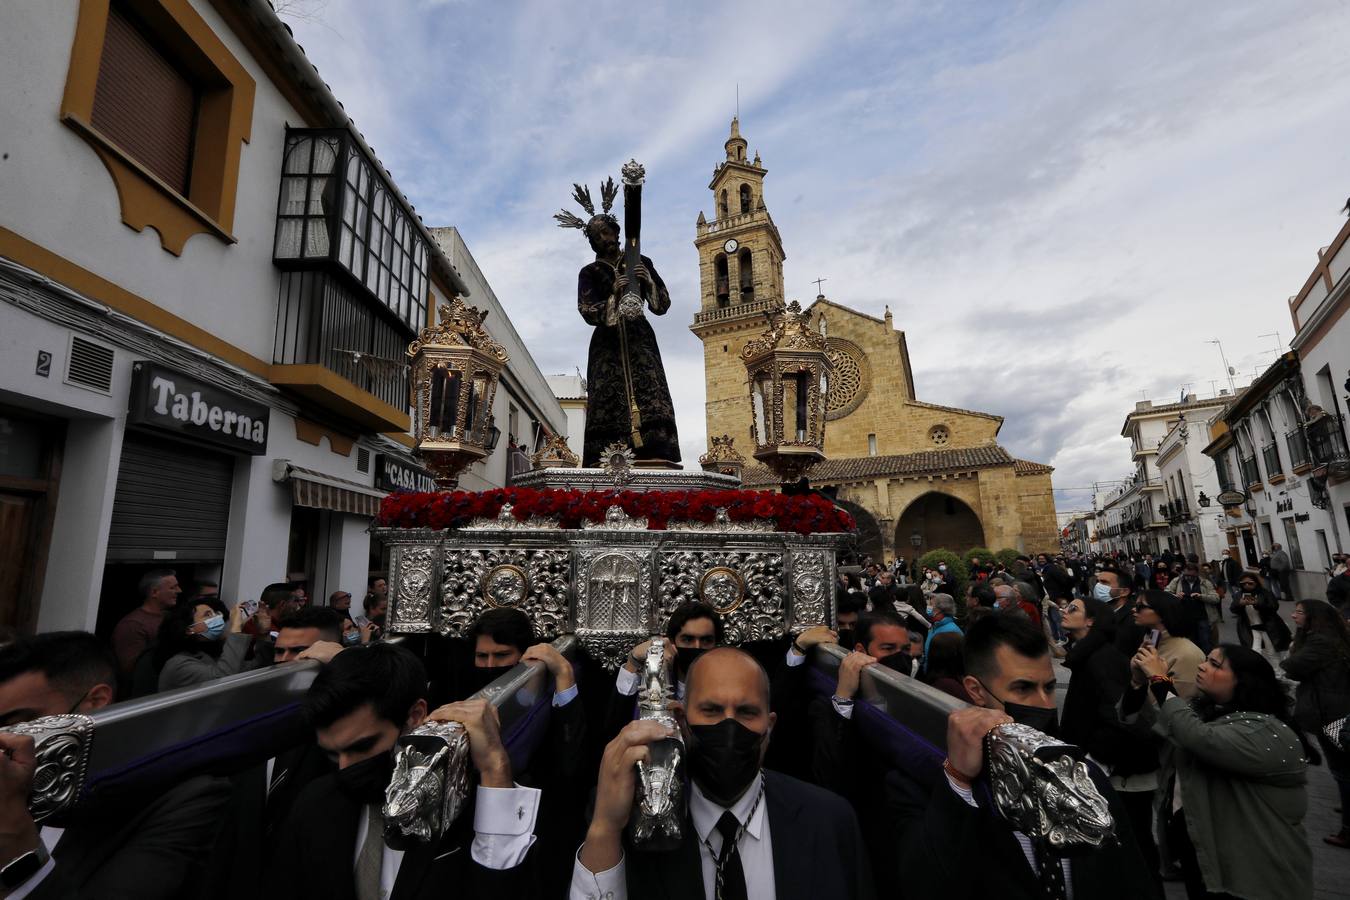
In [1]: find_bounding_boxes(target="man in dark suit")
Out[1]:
[890,614,1159,900]
[571,647,874,900]
[268,642,538,900]
[0,631,231,900]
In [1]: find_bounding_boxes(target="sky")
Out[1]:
[283,0,1350,512]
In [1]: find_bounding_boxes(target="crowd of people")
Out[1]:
[0,547,1346,899]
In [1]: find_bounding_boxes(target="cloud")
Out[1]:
[283,0,1350,517]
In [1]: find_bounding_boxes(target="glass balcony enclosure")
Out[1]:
[273,128,430,335]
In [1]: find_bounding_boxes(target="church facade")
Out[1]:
[690,121,1059,562]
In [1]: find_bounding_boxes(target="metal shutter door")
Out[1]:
[91,6,196,194]
[106,434,233,561]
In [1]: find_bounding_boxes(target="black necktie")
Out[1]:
[1034,840,1069,900]
[714,810,749,900]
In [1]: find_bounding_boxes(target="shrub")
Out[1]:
[962,547,995,568]
[918,549,969,600]
[994,548,1021,568]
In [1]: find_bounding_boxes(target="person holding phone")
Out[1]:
[1131,590,1205,699]
[1230,571,1286,660]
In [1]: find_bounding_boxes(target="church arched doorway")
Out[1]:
[897,492,985,557]
[834,498,881,563]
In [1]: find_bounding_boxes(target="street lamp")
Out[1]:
[741,301,833,484]
[408,298,510,490]
[1197,491,1211,508]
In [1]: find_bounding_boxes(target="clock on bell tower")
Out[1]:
[690,117,789,451]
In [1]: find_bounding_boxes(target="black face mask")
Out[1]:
[461,663,514,697]
[836,628,856,652]
[977,679,1060,737]
[685,718,766,807]
[335,750,395,805]
[674,646,708,681]
[876,650,911,674]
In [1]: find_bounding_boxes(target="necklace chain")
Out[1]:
[700,778,765,900]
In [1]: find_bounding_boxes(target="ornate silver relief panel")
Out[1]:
[9,714,94,824]
[787,548,831,632]
[438,548,570,639]
[657,550,786,644]
[389,543,440,634]
[576,548,654,670]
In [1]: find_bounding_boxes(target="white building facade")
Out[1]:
[1288,217,1350,552]
[0,0,561,635]
[1154,410,1228,561]
[1204,354,1338,596]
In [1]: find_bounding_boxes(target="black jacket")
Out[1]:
[197,742,333,900]
[1060,638,1160,778]
[620,770,875,900]
[889,763,1159,900]
[1230,586,1286,648]
[1282,632,1350,731]
[30,775,231,900]
[268,772,534,900]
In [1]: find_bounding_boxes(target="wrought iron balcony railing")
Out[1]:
[1286,428,1311,469]
[1308,415,1350,468]
[1261,443,1284,479]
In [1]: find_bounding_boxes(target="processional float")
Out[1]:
[4,159,1112,858]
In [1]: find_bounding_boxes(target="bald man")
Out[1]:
[571,647,874,900]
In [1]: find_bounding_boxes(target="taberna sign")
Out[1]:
[127,363,270,455]
[375,454,437,493]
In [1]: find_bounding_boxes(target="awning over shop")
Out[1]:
[273,460,386,517]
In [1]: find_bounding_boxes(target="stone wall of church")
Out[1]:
[1016,472,1061,554]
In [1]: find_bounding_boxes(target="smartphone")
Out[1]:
[240,597,259,617]
[1146,629,1162,648]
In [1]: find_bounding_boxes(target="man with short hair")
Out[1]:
[921,594,962,672]
[572,647,874,899]
[0,632,230,899]
[270,643,539,898]
[192,581,220,602]
[273,606,345,664]
[617,602,722,703]
[111,569,180,674]
[328,590,354,621]
[892,615,1158,899]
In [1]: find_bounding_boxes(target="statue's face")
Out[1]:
[588,221,620,257]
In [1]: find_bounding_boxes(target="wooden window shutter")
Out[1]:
[91,6,197,195]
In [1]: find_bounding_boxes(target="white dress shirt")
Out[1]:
[785,646,857,718]
[353,783,539,899]
[5,826,62,900]
[569,775,774,900]
[944,772,1073,899]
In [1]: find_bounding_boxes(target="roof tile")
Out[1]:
[741,445,1017,486]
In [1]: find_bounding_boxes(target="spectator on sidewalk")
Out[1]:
[1124,642,1314,900]
[110,569,180,675]
[1270,542,1295,602]
[1282,599,1350,849]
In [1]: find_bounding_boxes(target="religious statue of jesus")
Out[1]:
[556,164,680,467]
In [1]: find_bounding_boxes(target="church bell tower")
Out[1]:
[691,118,788,448]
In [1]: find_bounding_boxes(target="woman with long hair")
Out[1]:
[1125,642,1314,900]
[1282,598,1350,847]
[1132,589,1205,698]
[155,596,254,691]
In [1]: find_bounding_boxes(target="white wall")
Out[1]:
[0,0,310,363]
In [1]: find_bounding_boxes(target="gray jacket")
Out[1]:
[157,632,253,692]
[1270,549,1292,573]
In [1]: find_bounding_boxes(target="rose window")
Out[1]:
[824,338,870,420]
[929,425,950,447]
